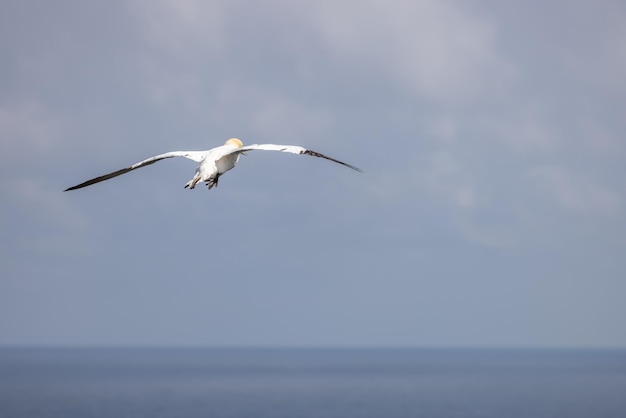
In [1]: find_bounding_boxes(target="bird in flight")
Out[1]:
[64,138,362,191]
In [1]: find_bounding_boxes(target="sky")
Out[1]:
[1,0,625,348]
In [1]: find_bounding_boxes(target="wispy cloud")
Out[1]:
[529,165,622,216]
[310,0,514,104]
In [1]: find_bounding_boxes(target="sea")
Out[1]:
[1,347,625,418]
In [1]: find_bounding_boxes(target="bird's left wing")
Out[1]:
[230,144,363,172]
[64,151,207,191]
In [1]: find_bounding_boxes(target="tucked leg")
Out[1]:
[184,175,201,189]
[207,174,220,189]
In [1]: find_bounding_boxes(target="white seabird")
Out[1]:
[64,138,362,191]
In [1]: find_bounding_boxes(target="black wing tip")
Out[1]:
[64,183,86,191]
[63,167,136,192]
[339,162,363,172]
[64,183,89,191]
[64,178,103,191]
[303,149,363,172]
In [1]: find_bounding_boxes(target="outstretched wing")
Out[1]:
[64,151,207,191]
[231,144,362,172]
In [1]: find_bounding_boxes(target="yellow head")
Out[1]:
[225,138,244,148]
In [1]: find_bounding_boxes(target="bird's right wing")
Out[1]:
[232,144,363,172]
[64,151,207,191]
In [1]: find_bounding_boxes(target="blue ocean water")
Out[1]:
[1,348,625,418]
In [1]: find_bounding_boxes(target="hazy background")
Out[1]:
[1,0,625,347]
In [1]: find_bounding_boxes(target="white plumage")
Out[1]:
[65,138,361,191]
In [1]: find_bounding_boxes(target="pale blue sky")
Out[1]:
[1,0,625,347]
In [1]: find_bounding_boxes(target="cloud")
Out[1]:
[218,82,335,143]
[129,0,225,52]
[309,0,514,104]
[420,150,479,209]
[476,101,561,154]
[1,177,90,260]
[528,165,622,217]
[0,104,64,159]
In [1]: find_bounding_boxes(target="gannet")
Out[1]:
[64,138,361,191]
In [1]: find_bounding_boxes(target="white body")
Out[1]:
[188,141,244,189]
